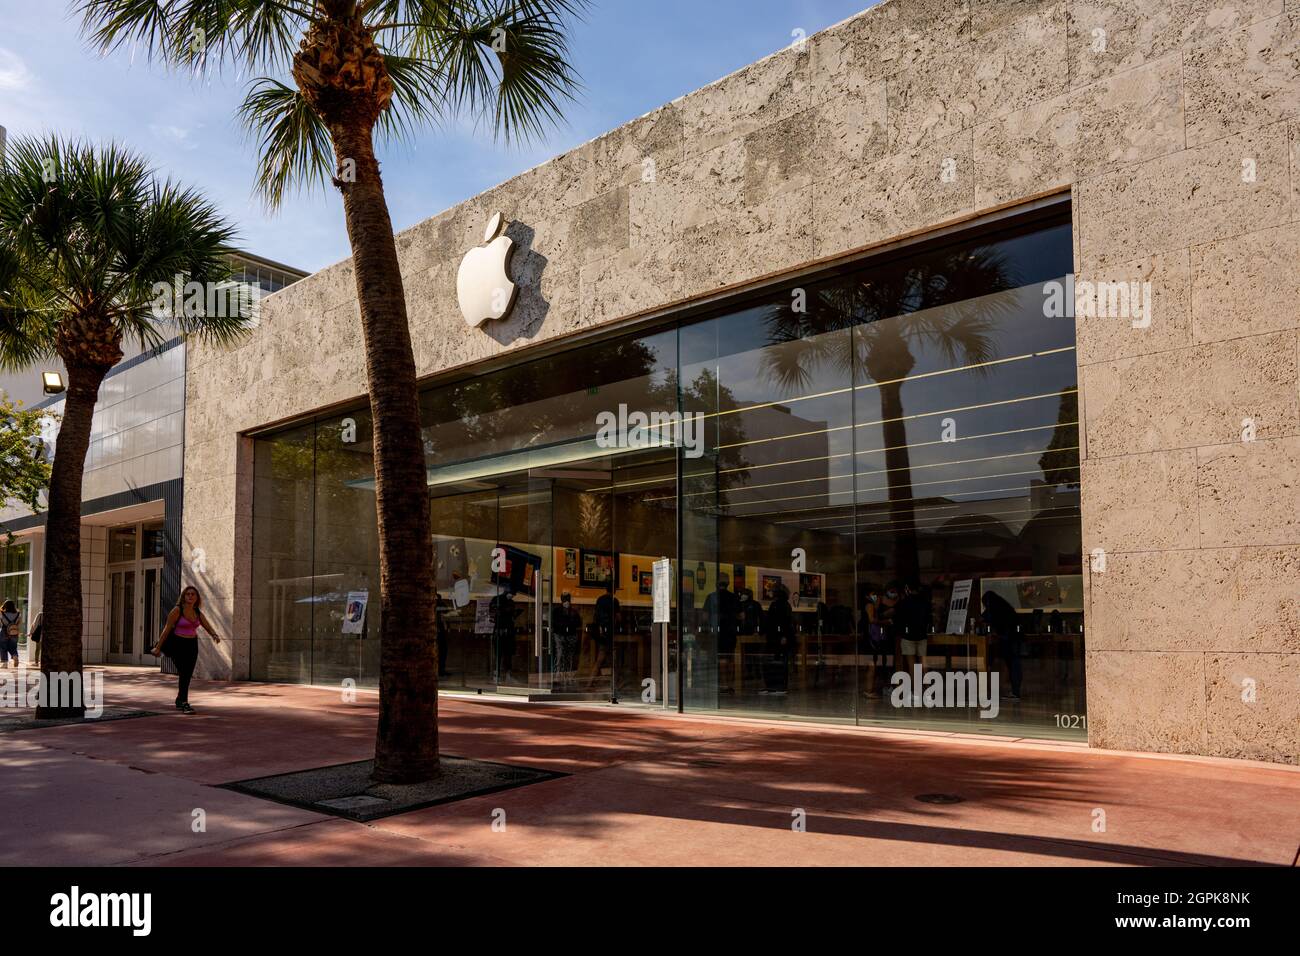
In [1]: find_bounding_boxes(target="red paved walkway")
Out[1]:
[4,667,1298,866]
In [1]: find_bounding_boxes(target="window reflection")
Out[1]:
[250,209,1084,737]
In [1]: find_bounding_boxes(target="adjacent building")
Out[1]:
[0,252,306,666]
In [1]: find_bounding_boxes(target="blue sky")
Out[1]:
[0,0,878,274]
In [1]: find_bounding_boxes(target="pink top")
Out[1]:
[173,612,199,638]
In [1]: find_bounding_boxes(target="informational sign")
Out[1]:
[342,590,369,635]
[652,558,671,624]
[945,579,974,635]
[473,598,494,635]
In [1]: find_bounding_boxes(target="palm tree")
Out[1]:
[77,0,586,781]
[760,248,1013,581]
[0,136,242,717]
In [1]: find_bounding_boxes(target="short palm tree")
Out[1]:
[77,0,587,781]
[0,136,242,717]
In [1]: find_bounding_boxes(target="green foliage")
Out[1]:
[77,0,588,209]
[0,135,247,364]
[0,393,54,517]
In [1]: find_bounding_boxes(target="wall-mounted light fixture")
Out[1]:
[41,371,65,394]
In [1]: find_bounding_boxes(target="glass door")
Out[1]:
[141,559,163,663]
[430,470,554,696]
[106,566,136,664]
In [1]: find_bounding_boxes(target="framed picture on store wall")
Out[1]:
[580,548,617,588]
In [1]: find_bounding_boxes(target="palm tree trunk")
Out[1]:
[35,363,103,719]
[878,380,920,583]
[330,122,439,783]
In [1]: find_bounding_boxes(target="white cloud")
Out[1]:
[0,48,33,92]
[148,123,201,151]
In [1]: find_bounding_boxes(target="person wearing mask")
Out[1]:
[434,590,450,679]
[592,584,619,679]
[490,585,518,685]
[982,589,1022,701]
[551,592,582,689]
[762,584,796,696]
[150,585,221,713]
[704,573,740,694]
[0,600,20,668]
[860,586,885,699]
[735,586,763,685]
[878,582,902,678]
[897,581,932,700]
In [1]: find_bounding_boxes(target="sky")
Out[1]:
[0,0,879,274]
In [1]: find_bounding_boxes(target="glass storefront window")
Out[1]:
[249,207,1083,738]
[1,541,30,575]
[251,422,315,683]
[142,520,166,558]
[109,525,137,563]
[0,540,31,643]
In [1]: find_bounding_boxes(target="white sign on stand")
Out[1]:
[652,558,671,624]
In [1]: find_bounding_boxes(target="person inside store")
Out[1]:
[981,589,1022,701]
[879,582,901,679]
[704,572,740,694]
[735,585,763,683]
[592,583,620,679]
[860,585,885,699]
[433,589,449,679]
[552,591,582,689]
[490,584,518,685]
[896,581,932,698]
[761,583,795,696]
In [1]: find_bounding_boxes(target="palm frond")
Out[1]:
[238,77,334,207]
[0,134,247,362]
[77,0,313,76]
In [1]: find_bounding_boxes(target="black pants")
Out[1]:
[168,638,198,704]
[1000,633,1022,696]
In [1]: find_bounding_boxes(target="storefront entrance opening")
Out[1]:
[430,444,675,702]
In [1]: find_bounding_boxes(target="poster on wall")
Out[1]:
[945,579,973,634]
[342,590,368,635]
[563,548,578,579]
[491,544,543,596]
[580,548,616,588]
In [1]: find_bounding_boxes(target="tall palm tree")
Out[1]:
[760,248,1013,581]
[0,136,242,717]
[77,0,586,781]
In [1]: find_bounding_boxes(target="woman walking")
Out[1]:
[0,600,21,668]
[150,586,221,713]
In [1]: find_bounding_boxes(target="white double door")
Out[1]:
[106,558,164,665]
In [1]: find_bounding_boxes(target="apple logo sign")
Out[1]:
[457,212,519,328]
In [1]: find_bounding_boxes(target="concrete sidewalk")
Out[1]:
[3,667,1298,867]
